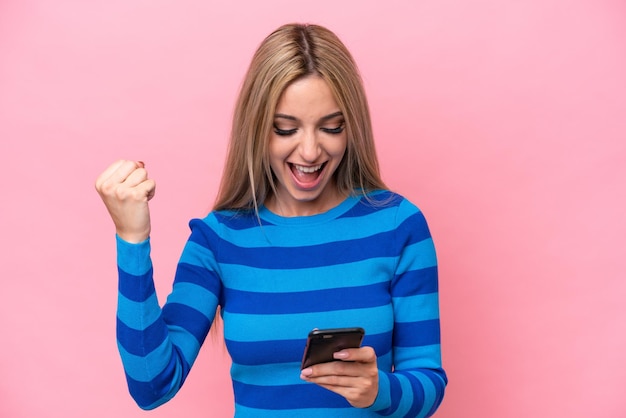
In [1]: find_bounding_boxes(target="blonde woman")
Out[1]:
[96,23,447,417]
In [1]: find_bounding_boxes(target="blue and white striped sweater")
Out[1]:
[116,191,447,417]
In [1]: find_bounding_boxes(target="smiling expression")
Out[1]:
[267,75,348,217]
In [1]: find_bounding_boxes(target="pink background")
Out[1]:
[1,1,625,417]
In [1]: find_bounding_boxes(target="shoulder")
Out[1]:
[359,189,423,216]
[359,190,433,237]
[192,208,257,227]
[336,190,426,234]
[187,209,262,241]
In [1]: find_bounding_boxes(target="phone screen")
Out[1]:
[301,327,365,369]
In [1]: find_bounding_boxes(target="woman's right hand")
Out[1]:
[95,160,156,243]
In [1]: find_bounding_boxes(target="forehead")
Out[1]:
[274,75,340,117]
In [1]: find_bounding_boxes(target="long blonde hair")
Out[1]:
[213,23,386,213]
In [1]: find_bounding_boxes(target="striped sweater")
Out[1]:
[116,191,447,417]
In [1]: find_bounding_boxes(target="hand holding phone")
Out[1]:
[301,327,365,369]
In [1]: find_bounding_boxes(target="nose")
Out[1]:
[298,129,321,162]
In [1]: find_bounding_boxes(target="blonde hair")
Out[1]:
[213,23,386,213]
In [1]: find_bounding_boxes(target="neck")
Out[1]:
[266,189,347,217]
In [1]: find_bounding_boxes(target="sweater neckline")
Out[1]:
[258,194,361,226]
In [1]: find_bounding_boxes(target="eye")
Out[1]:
[273,125,297,136]
[321,123,345,135]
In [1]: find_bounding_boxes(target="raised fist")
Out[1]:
[95,160,156,243]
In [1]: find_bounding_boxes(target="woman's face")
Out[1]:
[267,75,348,217]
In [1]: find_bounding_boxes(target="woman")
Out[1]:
[95,23,447,417]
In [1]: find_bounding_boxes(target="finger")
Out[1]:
[145,179,156,201]
[304,371,359,387]
[334,346,376,363]
[95,160,126,189]
[113,178,156,203]
[96,160,144,191]
[302,360,359,380]
[110,160,145,185]
[122,169,155,201]
[122,166,149,188]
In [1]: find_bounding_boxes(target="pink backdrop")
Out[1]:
[1,1,625,417]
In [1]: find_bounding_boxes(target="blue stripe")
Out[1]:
[123,354,186,410]
[217,230,400,269]
[337,191,403,220]
[394,319,441,347]
[224,305,393,342]
[118,268,156,302]
[224,282,390,314]
[117,292,161,330]
[256,213,399,246]
[376,350,393,372]
[191,210,431,271]
[233,404,368,417]
[412,371,436,418]
[187,217,222,252]
[383,372,416,417]
[393,293,440,322]
[165,282,218,319]
[232,380,351,410]
[360,331,393,358]
[165,325,202,366]
[420,369,447,417]
[395,344,442,370]
[219,257,394,292]
[392,266,438,295]
[117,316,167,356]
[177,241,218,273]
[117,338,173,382]
[161,303,211,346]
[376,372,402,416]
[227,338,305,365]
[173,262,222,298]
[396,238,437,273]
[116,236,152,276]
[395,212,431,246]
[231,362,302,386]
[402,371,426,418]
[216,208,402,248]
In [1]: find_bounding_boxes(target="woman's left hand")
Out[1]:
[300,346,379,408]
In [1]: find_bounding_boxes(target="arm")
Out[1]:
[370,200,447,417]
[115,232,220,409]
[299,198,447,416]
[96,160,220,409]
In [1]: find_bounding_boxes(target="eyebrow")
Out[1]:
[274,111,344,122]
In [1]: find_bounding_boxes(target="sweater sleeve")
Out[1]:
[115,218,222,410]
[368,199,447,417]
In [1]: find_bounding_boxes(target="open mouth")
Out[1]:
[290,162,327,187]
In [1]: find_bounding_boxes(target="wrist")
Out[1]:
[116,229,150,244]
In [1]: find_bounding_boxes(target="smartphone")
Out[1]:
[301,327,365,369]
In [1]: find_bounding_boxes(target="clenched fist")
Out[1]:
[95,160,156,243]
